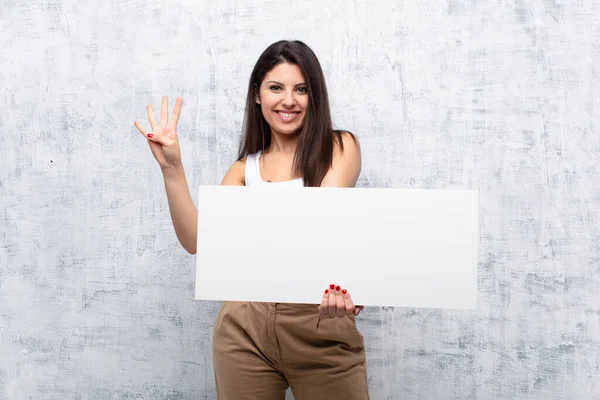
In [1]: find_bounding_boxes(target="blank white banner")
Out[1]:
[195,185,478,309]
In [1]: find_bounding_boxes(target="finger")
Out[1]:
[161,96,168,125]
[342,289,355,315]
[134,120,168,146]
[134,120,153,140]
[327,284,336,316]
[335,285,345,317]
[354,306,364,316]
[318,288,329,314]
[169,97,183,127]
[147,104,158,130]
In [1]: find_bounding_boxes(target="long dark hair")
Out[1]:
[237,40,353,187]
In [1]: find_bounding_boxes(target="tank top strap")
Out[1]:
[244,150,263,186]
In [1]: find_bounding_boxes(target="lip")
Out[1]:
[274,110,301,122]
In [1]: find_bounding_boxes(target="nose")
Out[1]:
[282,90,295,107]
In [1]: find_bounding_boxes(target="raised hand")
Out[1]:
[318,284,364,317]
[134,96,183,170]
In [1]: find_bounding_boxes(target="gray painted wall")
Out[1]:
[1,0,599,398]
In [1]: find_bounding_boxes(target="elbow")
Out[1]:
[176,233,197,254]
[187,246,197,255]
[182,241,197,255]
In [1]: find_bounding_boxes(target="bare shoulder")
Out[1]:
[334,130,361,157]
[221,158,246,186]
[321,131,362,187]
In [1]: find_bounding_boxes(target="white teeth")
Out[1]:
[277,112,299,118]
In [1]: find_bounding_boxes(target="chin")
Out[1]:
[278,126,302,135]
[268,119,305,136]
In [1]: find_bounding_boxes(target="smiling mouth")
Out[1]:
[275,111,301,122]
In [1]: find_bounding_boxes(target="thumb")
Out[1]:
[146,130,173,147]
[134,120,172,147]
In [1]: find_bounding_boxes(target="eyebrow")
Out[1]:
[265,81,306,87]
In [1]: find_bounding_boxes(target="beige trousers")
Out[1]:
[212,301,370,400]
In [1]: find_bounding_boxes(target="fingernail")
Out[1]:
[335,285,341,291]
[325,289,329,294]
[147,134,154,138]
[342,289,347,295]
[329,284,335,289]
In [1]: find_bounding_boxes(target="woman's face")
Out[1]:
[256,62,309,136]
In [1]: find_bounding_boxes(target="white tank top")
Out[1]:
[245,150,304,186]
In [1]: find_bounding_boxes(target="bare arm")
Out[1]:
[135,96,246,255]
[318,131,364,316]
[161,165,198,254]
[320,132,361,187]
[161,159,245,254]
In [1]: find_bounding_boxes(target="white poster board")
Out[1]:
[195,185,478,309]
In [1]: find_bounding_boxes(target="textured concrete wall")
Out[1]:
[1,0,599,399]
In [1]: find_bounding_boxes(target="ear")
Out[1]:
[254,84,261,104]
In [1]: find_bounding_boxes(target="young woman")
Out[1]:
[134,40,369,399]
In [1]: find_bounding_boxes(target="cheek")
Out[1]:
[259,103,275,123]
[300,99,309,115]
[299,96,309,110]
[259,94,275,110]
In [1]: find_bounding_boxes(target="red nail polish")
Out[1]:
[147,134,154,138]
[335,285,341,291]
[329,284,335,289]
[342,289,347,295]
[325,289,329,294]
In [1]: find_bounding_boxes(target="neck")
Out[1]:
[267,130,299,155]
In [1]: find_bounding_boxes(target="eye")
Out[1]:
[269,85,281,91]
[297,87,308,93]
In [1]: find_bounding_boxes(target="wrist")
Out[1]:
[161,163,185,179]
